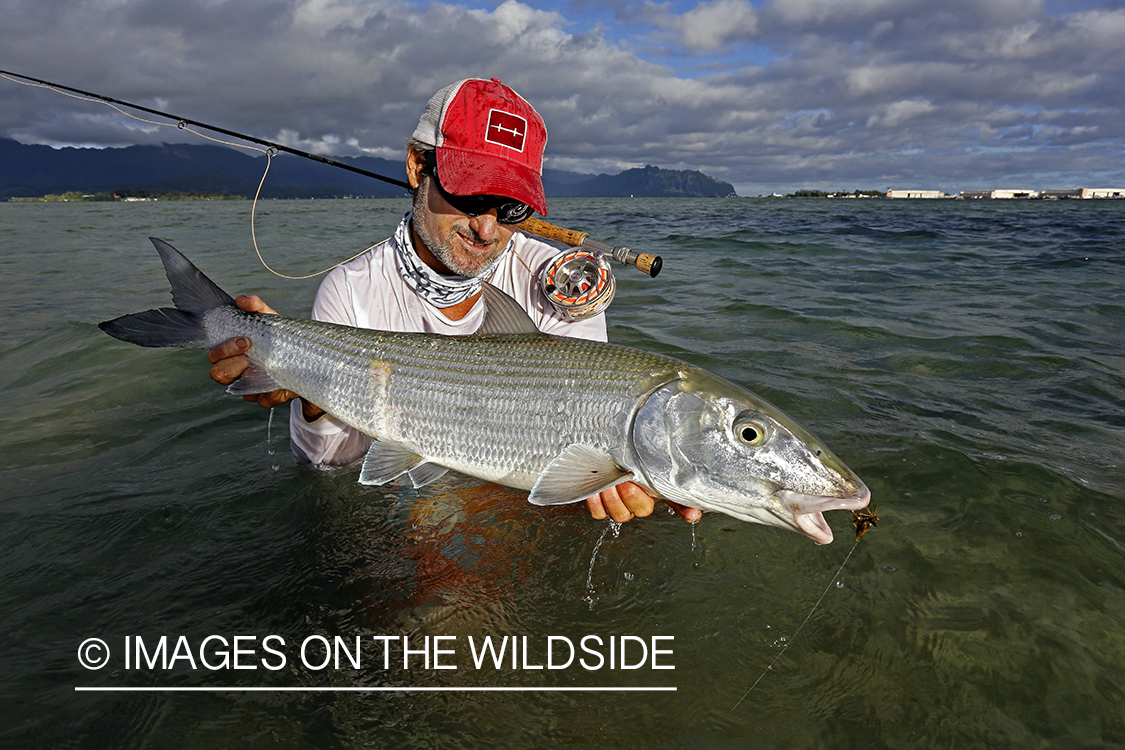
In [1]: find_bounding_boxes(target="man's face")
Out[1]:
[406,150,515,278]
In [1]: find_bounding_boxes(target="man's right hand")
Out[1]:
[207,295,297,409]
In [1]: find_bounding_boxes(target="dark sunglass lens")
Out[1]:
[496,202,533,224]
[431,171,532,224]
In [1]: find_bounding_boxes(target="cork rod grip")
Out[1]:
[517,217,589,247]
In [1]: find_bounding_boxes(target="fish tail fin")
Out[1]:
[98,238,236,349]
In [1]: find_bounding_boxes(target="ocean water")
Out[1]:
[1,196,1123,749]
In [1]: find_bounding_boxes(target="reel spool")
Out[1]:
[540,249,616,320]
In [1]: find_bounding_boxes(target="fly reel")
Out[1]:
[540,249,616,320]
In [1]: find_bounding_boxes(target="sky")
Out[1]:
[2,0,1124,195]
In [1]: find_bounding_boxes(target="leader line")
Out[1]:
[75,686,677,692]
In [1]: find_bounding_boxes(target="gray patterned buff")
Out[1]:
[392,212,511,308]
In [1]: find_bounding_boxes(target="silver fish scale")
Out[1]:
[208,308,681,487]
[382,336,673,485]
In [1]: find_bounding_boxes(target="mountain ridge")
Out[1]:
[0,138,737,199]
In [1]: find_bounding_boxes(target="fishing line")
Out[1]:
[0,70,410,188]
[1,70,381,280]
[4,69,666,303]
[731,538,861,710]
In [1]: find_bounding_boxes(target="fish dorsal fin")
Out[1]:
[359,439,428,486]
[150,238,236,314]
[528,444,635,506]
[477,283,540,336]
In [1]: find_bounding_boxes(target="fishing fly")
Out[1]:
[852,506,879,541]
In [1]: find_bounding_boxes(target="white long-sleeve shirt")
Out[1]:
[289,226,608,466]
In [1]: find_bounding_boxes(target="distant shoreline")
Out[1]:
[8,190,242,202]
[6,190,1125,203]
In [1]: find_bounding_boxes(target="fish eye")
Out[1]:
[735,418,770,446]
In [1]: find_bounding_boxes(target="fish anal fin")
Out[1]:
[528,444,634,506]
[225,364,283,396]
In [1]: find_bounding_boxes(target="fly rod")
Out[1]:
[0,69,663,277]
[518,217,661,278]
[0,68,410,190]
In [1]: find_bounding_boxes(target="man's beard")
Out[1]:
[412,182,503,277]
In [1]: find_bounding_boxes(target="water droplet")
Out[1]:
[882,564,897,572]
[1015,531,1026,538]
[585,522,614,605]
[836,581,844,589]
[624,572,634,582]
[1049,514,1062,521]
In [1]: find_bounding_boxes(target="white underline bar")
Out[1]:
[76,686,676,692]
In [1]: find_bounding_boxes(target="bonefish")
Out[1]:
[100,238,870,543]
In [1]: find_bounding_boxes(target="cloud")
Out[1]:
[2,0,1125,193]
[674,0,759,51]
[865,99,937,129]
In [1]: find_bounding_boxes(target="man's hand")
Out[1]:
[586,482,702,524]
[207,295,297,409]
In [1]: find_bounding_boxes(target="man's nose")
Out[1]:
[468,210,501,241]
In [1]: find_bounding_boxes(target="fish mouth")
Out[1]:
[778,485,871,545]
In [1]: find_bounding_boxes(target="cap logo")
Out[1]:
[486,109,526,152]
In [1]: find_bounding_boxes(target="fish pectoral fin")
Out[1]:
[226,364,283,396]
[407,462,450,488]
[359,439,428,486]
[528,444,635,506]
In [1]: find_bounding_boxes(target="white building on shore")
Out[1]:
[886,189,947,199]
[959,189,1039,199]
[961,188,1124,199]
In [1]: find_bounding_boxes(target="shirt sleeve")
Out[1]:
[288,267,374,466]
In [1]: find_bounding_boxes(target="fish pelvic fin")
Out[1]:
[98,238,236,349]
[360,439,425,486]
[358,438,450,488]
[528,444,635,506]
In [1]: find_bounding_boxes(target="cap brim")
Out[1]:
[436,148,547,217]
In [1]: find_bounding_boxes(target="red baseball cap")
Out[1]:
[412,78,548,216]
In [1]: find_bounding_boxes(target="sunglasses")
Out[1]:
[424,154,534,225]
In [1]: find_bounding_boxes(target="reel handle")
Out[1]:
[517,217,663,278]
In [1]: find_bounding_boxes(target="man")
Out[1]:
[208,78,700,524]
